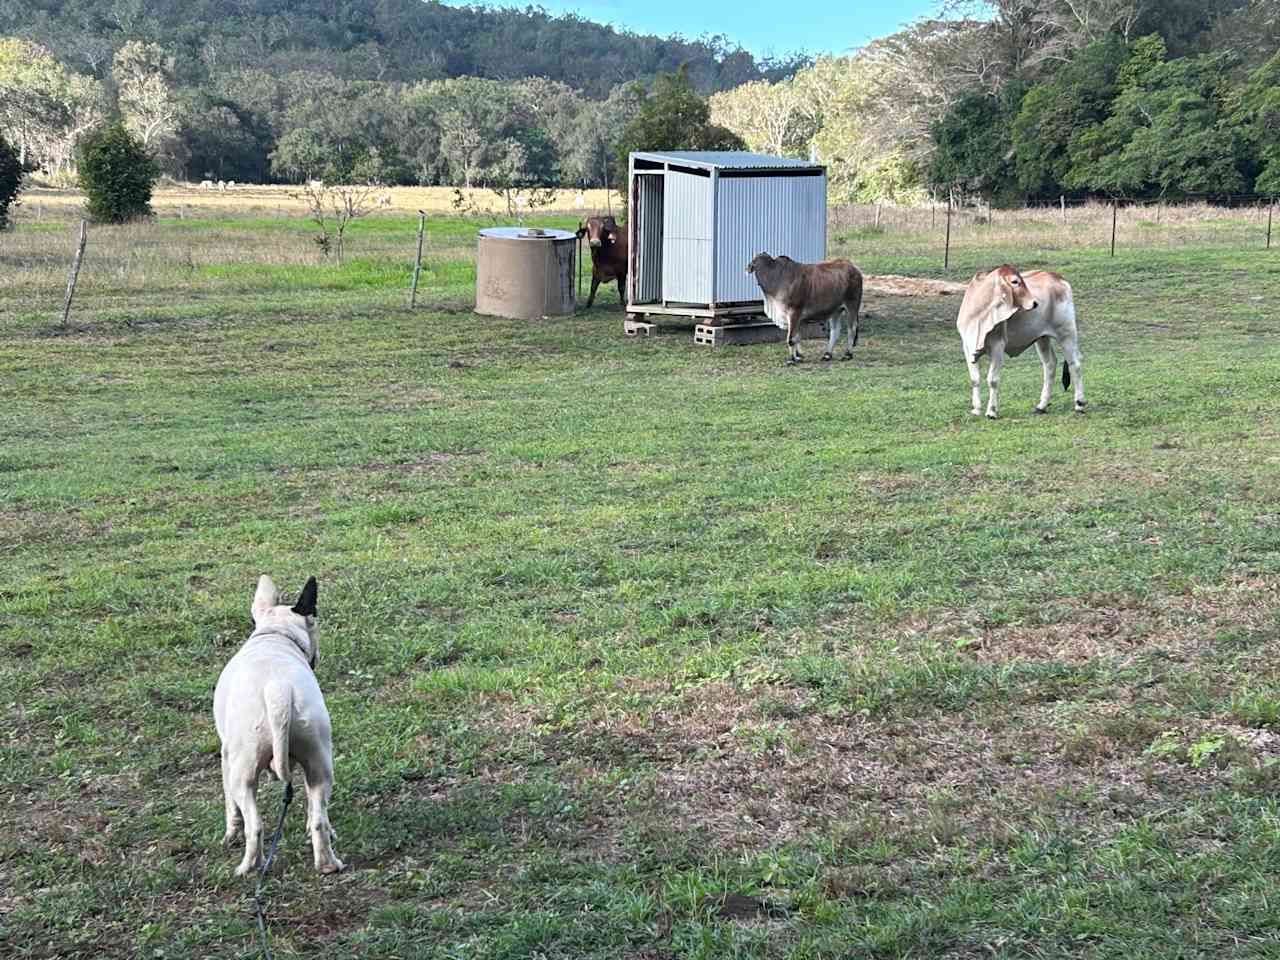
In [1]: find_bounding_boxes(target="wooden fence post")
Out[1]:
[1268,199,1274,249]
[577,233,583,303]
[61,219,88,327]
[1110,198,1118,258]
[944,195,953,271]
[1060,195,1065,223]
[409,210,426,308]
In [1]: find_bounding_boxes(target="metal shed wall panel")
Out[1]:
[661,171,713,303]
[634,173,663,304]
[714,175,827,304]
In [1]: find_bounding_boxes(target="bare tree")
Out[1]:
[295,180,379,265]
[439,112,484,189]
[112,42,182,154]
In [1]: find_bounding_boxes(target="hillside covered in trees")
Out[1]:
[0,0,803,187]
[709,0,1280,204]
[2,0,1279,204]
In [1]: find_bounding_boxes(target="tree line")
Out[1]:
[4,0,1277,205]
[0,0,803,189]
[709,0,1280,204]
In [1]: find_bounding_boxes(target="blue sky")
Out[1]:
[450,2,942,58]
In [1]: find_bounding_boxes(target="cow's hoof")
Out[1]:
[1032,406,1048,415]
[785,358,798,366]
[1074,402,1087,414]
[821,352,833,362]
[986,412,998,420]
[840,352,854,361]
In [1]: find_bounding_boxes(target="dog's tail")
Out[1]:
[264,682,292,782]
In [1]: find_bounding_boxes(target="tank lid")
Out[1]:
[479,227,577,241]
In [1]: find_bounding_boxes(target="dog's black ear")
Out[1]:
[292,576,318,617]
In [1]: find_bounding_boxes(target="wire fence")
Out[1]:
[7,187,1279,322]
[828,196,1278,270]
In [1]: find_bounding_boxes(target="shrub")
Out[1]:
[77,122,157,223]
[0,133,22,230]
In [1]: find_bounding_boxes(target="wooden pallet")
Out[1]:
[693,319,827,348]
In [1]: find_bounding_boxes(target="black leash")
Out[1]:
[253,780,294,960]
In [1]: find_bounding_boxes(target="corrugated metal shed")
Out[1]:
[630,151,826,172]
[627,150,826,321]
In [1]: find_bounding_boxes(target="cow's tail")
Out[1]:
[264,682,292,782]
[851,308,860,348]
[1062,361,1071,391]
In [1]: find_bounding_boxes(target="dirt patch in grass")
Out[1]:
[889,577,1280,667]
[0,508,105,550]
[496,675,1263,860]
[865,275,967,297]
[360,452,481,475]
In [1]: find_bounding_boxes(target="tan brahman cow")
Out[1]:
[957,264,1085,419]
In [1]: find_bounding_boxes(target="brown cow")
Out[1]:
[746,253,864,366]
[576,215,628,309]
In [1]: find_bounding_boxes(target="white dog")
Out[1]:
[213,575,343,876]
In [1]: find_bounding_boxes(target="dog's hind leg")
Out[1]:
[231,764,263,877]
[221,745,242,845]
[300,745,344,875]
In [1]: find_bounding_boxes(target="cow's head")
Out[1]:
[993,265,1038,314]
[576,216,618,248]
[746,252,772,275]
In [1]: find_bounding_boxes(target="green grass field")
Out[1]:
[2,203,1280,959]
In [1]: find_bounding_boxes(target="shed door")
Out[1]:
[661,170,713,304]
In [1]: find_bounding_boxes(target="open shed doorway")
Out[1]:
[631,170,663,306]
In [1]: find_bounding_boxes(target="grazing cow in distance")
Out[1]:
[576,215,628,309]
[957,264,1085,419]
[200,180,214,191]
[746,253,864,366]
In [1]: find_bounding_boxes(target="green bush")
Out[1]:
[0,133,22,230]
[76,122,157,223]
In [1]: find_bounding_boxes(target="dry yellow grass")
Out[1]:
[17,183,621,222]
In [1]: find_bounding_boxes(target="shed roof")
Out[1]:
[630,150,824,173]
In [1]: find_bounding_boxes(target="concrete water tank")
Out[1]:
[475,227,577,320]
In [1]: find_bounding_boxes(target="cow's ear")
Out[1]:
[991,271,1019,323]
[292,576,318,618]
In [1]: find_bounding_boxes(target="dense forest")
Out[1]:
[709,0,1280,203]
[2,0,1279,203]
[1,0,804,94]
[0,0,803,187]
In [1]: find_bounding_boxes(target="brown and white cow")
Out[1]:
[746,253,864,366]
[576,215,628,309]
[956,264,1085,419]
